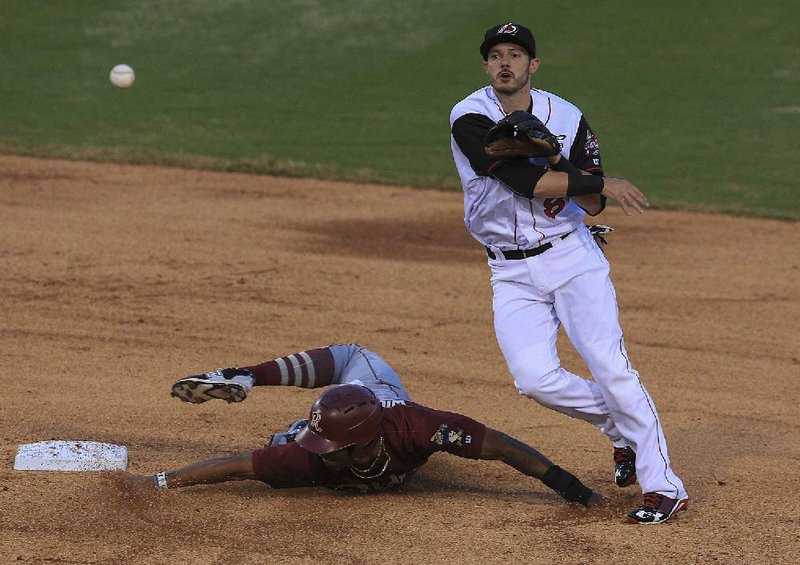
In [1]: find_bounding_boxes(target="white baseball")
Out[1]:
[109,64,135,89]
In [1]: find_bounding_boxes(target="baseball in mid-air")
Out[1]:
[109,64,135,89]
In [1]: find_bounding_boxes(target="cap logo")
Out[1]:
[497,23,518,35]
[309,409,323,432]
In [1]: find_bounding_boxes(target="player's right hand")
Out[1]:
[601,178,649,215]
[586,492,608,509]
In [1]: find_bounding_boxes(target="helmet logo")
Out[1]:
[497,23,518,35]
[309,409,323,432]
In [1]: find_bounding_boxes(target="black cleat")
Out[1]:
[614,446,637,487]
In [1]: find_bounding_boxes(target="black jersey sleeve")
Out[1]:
[567,115,607,215]
[451,113,547,199]
[568,116,604,175]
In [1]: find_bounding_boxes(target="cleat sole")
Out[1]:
[171,378,247,404]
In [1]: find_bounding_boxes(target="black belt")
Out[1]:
[486,231,573,260]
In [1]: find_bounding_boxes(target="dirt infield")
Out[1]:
[1,155,798,564]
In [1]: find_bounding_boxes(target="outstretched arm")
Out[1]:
[130,451,257,491]
[479,428,602,507]
[478,428,553,477]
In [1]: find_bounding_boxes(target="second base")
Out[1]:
[14,440,128,471]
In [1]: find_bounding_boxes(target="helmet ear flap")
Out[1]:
[295,385,384,455]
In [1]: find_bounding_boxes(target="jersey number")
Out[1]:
[544,198,566,219]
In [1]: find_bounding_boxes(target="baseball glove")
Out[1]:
[588,224,614,249]
[484,110,563,159]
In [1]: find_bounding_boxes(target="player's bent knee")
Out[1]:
[513,366,562,404]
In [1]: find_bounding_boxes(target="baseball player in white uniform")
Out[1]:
[449,22,688,524]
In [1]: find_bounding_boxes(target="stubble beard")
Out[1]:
[492,72,530,97]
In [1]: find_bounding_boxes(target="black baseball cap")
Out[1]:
[480,22,536,59]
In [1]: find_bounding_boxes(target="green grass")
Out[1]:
[1,1,798,219]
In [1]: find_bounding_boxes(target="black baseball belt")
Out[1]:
[485,231,574,260]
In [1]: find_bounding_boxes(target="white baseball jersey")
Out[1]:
[450,86,603,250]
[448,85,687,500]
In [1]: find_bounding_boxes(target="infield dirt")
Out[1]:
[1,155,797,564]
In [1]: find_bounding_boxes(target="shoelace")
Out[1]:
[641,493,664,510]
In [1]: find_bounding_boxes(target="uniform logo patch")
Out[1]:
[430,424,464,447]
[498,23,518,35]
[585,129,600,158]
[309,409,323,432]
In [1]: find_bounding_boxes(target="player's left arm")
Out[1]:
[420,404,600,507]
[479,427,601,507]
[561,116,606,215]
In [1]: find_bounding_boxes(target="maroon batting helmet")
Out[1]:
[295,384,384,455]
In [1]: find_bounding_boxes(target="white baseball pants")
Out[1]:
[489,225,686,499]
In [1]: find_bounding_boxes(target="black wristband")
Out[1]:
[550,157,582,174]
[566,174,604,197]
[542,465,593,506]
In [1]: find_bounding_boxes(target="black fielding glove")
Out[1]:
[484,110,563,159]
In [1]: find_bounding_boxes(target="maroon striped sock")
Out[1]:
[244,347,335,388]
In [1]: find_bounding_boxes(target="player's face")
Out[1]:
[319,446,355,470]
[319,437,381,471]
[482,43,539,95]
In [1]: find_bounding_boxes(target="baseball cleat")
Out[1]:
[171,368,254,404]
[627,493,688,524]
[613,446,637,487]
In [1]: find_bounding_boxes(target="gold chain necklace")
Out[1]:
[348,436,391,480]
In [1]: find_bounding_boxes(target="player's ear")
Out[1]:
[529,57,540,74]
[482,60,489,74]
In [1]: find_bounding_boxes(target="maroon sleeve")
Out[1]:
[251,443,327,488]
[401,404,487,460]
